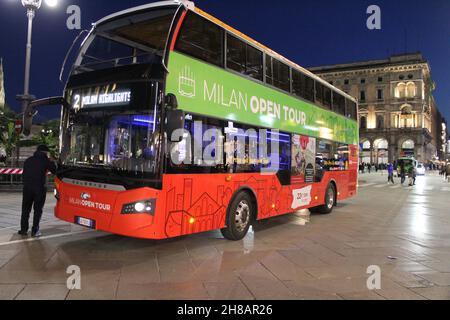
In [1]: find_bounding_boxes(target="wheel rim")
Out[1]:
[235,200,250,232]
[327,188,335,209]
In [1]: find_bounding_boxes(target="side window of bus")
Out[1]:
[175,12,224,67]
[332,92,346,116]
[316,81,331,110]
[315,140,349,181]
[272,59,290,92]
[265,56,290,93]
[168,118,226,174]
[292,69,315,103]
[224,126,261,174]
[346,99,357,120]
[224,127,291,180]
[315,82,332,110]
[323,86,332,109]
[226,34,263,81]
[265,55,273,85]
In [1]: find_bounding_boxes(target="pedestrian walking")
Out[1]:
[407,166,414,187]
[400,163,406,185]
[387,163,395,184]
[18,145,57,237]
[446,163,450,183]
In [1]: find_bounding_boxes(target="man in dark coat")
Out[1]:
[18,145,57,237]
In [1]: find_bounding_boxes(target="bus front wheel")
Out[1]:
[221,192,254,241]
[311,183,336,214]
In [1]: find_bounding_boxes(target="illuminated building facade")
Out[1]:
[310,53,447,164]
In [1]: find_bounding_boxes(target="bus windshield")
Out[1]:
[60,108,162,178]
[59,78,162,185]
[73,7,177,74]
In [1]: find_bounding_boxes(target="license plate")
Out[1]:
[75,216,96,229]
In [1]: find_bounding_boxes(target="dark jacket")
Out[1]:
[22,151,57,189]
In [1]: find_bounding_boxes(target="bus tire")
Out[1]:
[314,183,336,214]
[221,192,254,241]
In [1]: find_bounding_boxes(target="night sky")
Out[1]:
[0,0,449,122]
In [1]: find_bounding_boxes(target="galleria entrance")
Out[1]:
[374,138,389,164]
[361,139,389,164]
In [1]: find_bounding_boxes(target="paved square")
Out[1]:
[0,173,450,300]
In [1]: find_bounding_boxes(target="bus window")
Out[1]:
[272,59,290,92]
[315,81,323,107]
[223,126,290,178]
[315,140,349,181]
[74,8,176,74]
[332,91,346,116]
[225,127,261,174]
[323,86,332,109]
[315,82,332,110]
[226,35,246,74]
[169,118,226,174]
[226,34,263,81]
[292,69,315,103]
[346,99,357,120]
[175,12,224,67]
[265,55,273,85]
[246,44,264,81]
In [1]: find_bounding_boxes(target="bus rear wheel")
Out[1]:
[221,192,254,241]
[312,183,336,214]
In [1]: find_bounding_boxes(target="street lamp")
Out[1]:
[16,0,58,114]
[16,0,42,111]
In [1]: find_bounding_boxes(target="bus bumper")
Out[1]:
[53,178,166,239]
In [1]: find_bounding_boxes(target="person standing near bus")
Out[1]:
[18,145,57,237]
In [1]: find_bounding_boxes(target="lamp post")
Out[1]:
[17,0,43,113]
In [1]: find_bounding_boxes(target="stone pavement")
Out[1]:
[0,173,450,300]
[0,193,56,229]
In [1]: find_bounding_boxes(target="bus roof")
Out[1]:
[94,0,357,104]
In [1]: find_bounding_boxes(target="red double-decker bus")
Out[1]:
[29,1,358,240]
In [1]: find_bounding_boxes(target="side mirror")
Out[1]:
[166,109,185,142]
[165,93,178,109]
[23,96,68,136]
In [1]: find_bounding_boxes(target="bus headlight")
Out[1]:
[122,199,156,215]
[54,189,60,201]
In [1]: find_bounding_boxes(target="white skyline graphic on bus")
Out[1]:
[178,66,196,98]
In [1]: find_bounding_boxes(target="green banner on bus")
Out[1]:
[166,51,358,145]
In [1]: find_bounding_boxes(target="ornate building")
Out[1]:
[0,58,5,110]
[310,53,447,164]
